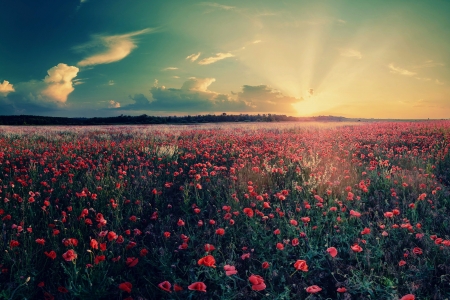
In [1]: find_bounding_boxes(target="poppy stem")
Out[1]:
[290,269,298,277]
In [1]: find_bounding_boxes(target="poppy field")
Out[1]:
[1,121,450,300]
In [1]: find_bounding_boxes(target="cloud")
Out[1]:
[339,48,362,59]
[198,53,234,65]
[186,52,201,62]
[108,80,115,86]
[413,60,444,69]
[201,2,235,11]
[435,79,444,85]
[235,85,301,112]
[163,67,178,71]
[0,80,15,95]
[76,28,153,67]
[108,100,121,108]
[115,78,301,113]
[336,19,346,24]
[308,88,314,96]
[388,64,416,76]
[42,63,79,103]
[172,76,180,79]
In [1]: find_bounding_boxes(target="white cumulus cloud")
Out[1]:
[198,53,234,65]
[76,28,153,67]
[108,100,121,108]
[42,63,79,103]
[0,80,15,95]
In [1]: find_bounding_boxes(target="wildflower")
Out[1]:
[291,238,299,246]
[62,249,77,261]
[174,284,183,292]
[243,208,254,218]
[399,260,406,266]
[248,274,266,291]
[361,228,371,235]
[36,239,46,245]
[10,240,20,248]
[241,253,250,260]
[158,281,171,293]
[351,244,363,253]
[412,247,423,255]
[224,265,238,276]
[198,255,216,268]
[126,257,139,267]
[293,260,308,272]
[215,228,225,235]
[140,248,148,257]
[44,251,57,260]
[349,210,361,217]
[306,285,322,293]
[289,219,298,226]
[273,229,280,235]
[262,261,269,269]
[276,243,284,250]
[204,244,215,252]
[107,231,118,241]
[326,247,338,258]
[90,239,98,249]
[177,219,185,226]
[400,294,415,300]
[188,282,207,292]
[337,287,347,293]
[58,287,68,293]
[119,282,133,293]
[94,255,105,264]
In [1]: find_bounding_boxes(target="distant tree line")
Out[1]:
[0,114,347,126]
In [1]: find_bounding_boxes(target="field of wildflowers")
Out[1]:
[1,122,450,299]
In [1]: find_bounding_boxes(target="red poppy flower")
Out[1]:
[126,257,139,267]
[119,282,132,293]
[291,238,299,246]
[224,265,238,276]
[351,244,363,253]
[215,228,225,235]
[248,275,266,291]
[90,239,98,249]
[158,281,171,293]
[35,238,45,245]
[198,255,216,268]
[293,260,308,272]
[306,285,322,293]
[188,282,207,292]
[326,247,338,258]
[62,249,77,261]
[204,244,215,252]
[107,231,117,241]
[262,261,270,269]
[44,251,57,260]
[413,247,423,255]
[400,294,415,300]
[94,255,105,264]
[337,287,347,293]
[58,287,68,293]
[398,260,406,266]
[174,284,183,292]
[349,210,361,217]
[276,243,284,250]
[9,240,20,248]
[360,228,371,235]
[243,208,254,218]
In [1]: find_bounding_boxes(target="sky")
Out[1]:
[1,0,449,119]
